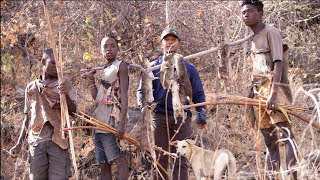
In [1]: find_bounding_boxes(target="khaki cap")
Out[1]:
[160,28,180,40]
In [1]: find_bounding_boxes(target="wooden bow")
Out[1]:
[42,1,79,179]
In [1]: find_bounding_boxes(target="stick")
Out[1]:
[80,34,255,73]
[216,94,311,112]
[76,112,178,158]
[145,33,254,72]
[64,126,169,177]
[178,96,320,130]
[43,1,79,179]
[79,66,105,72]
[70,112,172,176]
[80,64,145,72]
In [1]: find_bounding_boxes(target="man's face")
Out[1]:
[241,4,263,27]
[43,53,57,77]
[161,34,180,53]
[101,37,118,60]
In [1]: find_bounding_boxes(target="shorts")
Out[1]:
[94,133,124,164]
[29,140,71,180]
[253,77,291,129]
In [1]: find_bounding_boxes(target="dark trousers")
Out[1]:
[29,140,71,180]
[154,112,193,180]
[261,121,297,179]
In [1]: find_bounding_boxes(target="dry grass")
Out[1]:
[1,1,320,179]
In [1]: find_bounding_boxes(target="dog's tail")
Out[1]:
[226,151,237,179]
[214,149,237,180]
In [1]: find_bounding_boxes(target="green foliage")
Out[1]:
[83,52,91,61]
[83,17,94,30]
[1,53,14,71]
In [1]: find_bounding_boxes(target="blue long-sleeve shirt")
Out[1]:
[136,55,206,116]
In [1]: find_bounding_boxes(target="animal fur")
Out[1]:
[218,44,231,80]
[172,139,237,180]
[160,53,192,123]
[131,58,157,173]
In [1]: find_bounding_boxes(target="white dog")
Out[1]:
[172,139,237,180]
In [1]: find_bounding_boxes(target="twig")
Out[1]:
[79,67,105,72]
[43,1,79,179]
[80,64,145,73]
[145,33,254,72]
[80,33,254,74]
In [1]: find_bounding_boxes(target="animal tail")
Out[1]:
[226,151,237,179]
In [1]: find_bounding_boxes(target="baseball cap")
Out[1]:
[160,28,180,41]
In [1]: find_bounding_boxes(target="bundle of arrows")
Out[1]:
[63,111,179,178]
[178,94,319,130]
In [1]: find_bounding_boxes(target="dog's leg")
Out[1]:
[193,167,203,180]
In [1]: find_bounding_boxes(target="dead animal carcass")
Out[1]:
[160,53,192,123]
[131,58,157,171]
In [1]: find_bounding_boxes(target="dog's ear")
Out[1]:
[170,140,179,147]
[185,139,196,145]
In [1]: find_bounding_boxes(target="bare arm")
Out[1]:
[65,94,77,115]
[116,61,129,138]
[9,114,30,157]
[266,60,282,110]
[81,70,98,99]
[88,77,98,100]
[58,77,77,115]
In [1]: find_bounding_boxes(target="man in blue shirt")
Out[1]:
[137,28,206,180]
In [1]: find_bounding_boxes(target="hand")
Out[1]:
[116,122,125,139]
[9,144,22,158]
[266,92,277,111]
[194,120,206,129]
[58,77,72,94]
[195,109,206,129]
[80,70,96,80]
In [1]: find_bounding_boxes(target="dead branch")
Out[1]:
[80,64,145,72]
[297,14,320,29]
[146,33,254,72]
[80,34,254,73]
